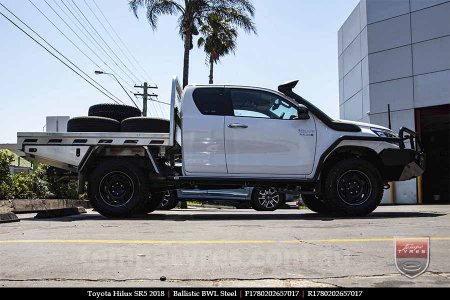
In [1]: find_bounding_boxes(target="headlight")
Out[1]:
[371,128,398,138]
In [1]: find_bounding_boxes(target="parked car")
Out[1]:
[158,188,299,211]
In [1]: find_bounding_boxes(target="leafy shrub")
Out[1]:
[0,150,14,199]
[41,165,86,199]
[13,173,36,199]
[46,176,81,199]
[1,153,55,199]
[0,151,84,200]
[10,165,50,199]
[33,165,50,198]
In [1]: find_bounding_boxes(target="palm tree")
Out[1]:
[197,13,238,84]
[129,0,256,88]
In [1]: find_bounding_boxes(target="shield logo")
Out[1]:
[395,237,430,278]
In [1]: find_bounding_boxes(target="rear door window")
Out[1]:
[192,88,233,116]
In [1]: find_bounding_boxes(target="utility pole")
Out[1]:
[134,82,158,117]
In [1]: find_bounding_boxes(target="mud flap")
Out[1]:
[399,161,424,181]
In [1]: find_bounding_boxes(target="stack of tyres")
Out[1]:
[67,104,141,132]
[121,117,170,133]
[67,104,170,133]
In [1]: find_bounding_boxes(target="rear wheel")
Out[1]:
[323,159,383,217]
[88,159,151,218]
[301,195,331,215]
[251,188,285,211]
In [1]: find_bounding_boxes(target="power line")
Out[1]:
[48,0,108,67]
[23,0,145,111]
[139,95,161,118]
[155,101,165,118]
[51,1,142,111]
[72,0,140,82]
[81,0,144,84]
[147,98,162,118]
[62,1,139,86]
[0,3,125,105]
[60,0,137,89]
[27,0,102,71]
[90,0,162,117]
[92,0,158,87]
[47,0,136,91]
[83,0,147,83]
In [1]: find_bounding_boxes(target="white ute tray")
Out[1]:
[17,132,171,148]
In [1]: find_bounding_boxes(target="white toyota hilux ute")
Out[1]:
[17,79,425,217]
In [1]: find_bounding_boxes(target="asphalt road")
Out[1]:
[0,205,449,287]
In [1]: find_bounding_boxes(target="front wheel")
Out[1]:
[88,158,151,218]
[251,188,285,211]
[323,159,383,217]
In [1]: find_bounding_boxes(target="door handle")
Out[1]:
[228,123,248,129]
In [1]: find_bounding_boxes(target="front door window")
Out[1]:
[230,89,299,120]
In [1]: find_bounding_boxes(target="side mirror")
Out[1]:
[297,107,310,120]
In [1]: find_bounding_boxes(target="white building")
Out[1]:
[338,0,450,204]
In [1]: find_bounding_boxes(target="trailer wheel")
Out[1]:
[88,103,141,122]
[301,195,331,215]
[67,116,120,132]
[88,158,151,218]
[251,188,285,211]
[121,117,170,133]
[323,158,383,217]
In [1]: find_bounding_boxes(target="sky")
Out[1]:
[0,0,359,143]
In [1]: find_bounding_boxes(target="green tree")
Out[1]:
[129,0,255,87]
[197,12,254,84]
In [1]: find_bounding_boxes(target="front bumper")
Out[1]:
[379,127,426,182]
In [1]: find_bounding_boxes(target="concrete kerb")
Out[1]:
[0,200,19,223]
[0,199,91,222]
[0,212,20,223]
[9,199,91,213]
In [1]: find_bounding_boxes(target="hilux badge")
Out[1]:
[298,129,315,136]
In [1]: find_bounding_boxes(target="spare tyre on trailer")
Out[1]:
[67,116,120,132]
[88,103,141,122]
[121,117,170,133]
